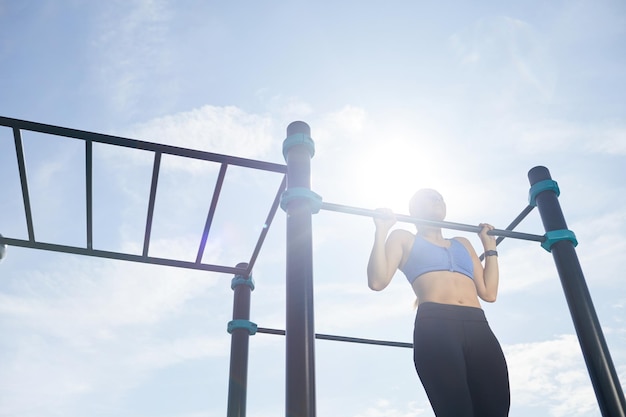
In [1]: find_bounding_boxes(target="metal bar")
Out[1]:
[256,327,413,349]
[13,128,35,241]
[479,204,536,261]
[494,204,534,246]
[245,175,287,275]
[143,152,162,257]
[0,235,248,275]
[320,201,545,243]
[0,116,287,174]
[227,263,254,417]
[528,166,626,417]
[196,163,228,263]
[86,140,93,250]
[284,121,317,417]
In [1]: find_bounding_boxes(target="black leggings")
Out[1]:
[413,302,510,417]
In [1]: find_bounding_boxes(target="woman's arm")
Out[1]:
[480,249,500,302]
[366,209,406,291]
[459,224,499,302]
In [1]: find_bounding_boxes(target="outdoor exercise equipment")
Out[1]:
[0,116,623,417]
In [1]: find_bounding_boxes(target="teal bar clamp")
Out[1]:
[541,229,578,252]
[231,274,255,291]
[529,179,560,207]
[227,319,258,335]
[280,187,323,214]
[282,133,315,161]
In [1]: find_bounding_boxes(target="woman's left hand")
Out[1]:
[478,223,496,250]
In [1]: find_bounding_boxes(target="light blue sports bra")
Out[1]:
[400,235,474,284]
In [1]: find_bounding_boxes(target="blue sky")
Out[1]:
[1,1,625,416]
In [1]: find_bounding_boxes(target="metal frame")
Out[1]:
[0,116,287,277]
[281,122,624,417]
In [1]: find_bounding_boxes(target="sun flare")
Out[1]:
[349,140,453,215]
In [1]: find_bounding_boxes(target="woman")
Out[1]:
[367,188,510,417]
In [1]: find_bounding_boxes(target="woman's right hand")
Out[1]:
[373,208,396,233]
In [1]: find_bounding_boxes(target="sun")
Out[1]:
[348,139,451,215]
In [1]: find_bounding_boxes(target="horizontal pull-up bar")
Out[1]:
[256,327,413,349]
[320,202,546,243]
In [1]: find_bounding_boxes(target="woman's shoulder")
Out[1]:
[388,229,415,245]
[451,236,470,244]
[451,236,476,253]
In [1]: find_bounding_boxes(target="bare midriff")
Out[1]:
[411,271,481,308]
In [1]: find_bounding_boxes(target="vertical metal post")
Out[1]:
[226,262,256,417]
[528,166,626,417]
[283,121,317,417]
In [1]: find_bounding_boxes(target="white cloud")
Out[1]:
[255,91,314,121]
[505,335,599,417]
[129,335,229,370]
[351,398,429,417]
[511,119,626,156]
[449,15,557,101]
[314,280,415,337]
[574,212,626,284]
[120,105,278,166]
[318,105,367,140]
[0,255,231,416]
[1,258,220,334]
[587,126,626,155]
[92,0,175,116]
[498,244,556,293]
